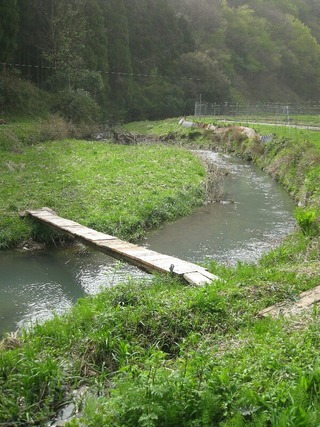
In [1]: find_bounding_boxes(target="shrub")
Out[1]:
[0,70,50,117]
[52,89,102,124]
[295,207,320,237]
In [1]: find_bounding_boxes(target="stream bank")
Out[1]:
[2,120,320,427]
[0,151,295,337]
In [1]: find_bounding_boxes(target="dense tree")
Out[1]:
[222,4,280,74]
[294,0,320,42]
[175,51,231,111]
[130,75,185,120]
[81,0,109,107]
[15,0,87,87]
[15,0,47,83]
[2,0,320,120]
[101,0,132,118]
[124,0,197,118]
[276,15,320,97]
[0,1,19,62]
[125,0,194,74]
[15,0,108,116]
[43,0,87,89]
[170,0,320,103]
[168,0,225,51]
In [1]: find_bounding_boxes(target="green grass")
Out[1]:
[247,126,320,208]
[0,139,205,248]
[1,117,320,425]
[124,116,320,153]
[1,247,320,425]
[199,113,320,127]
[123,118,181,135]
[245,123,320,153]
[123,118,214,147]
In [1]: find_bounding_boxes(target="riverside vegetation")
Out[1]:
[1,117,320,426]
[0,121,205,249]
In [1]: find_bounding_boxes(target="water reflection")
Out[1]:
[0,249,147,336]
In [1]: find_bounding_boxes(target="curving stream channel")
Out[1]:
[0,151,296,337]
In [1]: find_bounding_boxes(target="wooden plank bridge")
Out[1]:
[24,208,219,286]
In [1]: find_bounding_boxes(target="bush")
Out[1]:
[295,207,320,237]
[52,89,101,124]
[0,70,50,117]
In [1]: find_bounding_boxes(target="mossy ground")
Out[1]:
[1,117,320,426]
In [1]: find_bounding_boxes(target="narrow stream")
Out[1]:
[143,152,296,264]
[0,152,296,336]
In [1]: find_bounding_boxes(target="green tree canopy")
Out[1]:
[0,1,19,62]
[3,0,320,120]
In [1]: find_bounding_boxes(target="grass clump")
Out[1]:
[295,207,320,237]
[0,115,100,153]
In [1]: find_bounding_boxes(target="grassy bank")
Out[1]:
[0,124,206,249]
[125,118,320,209]
[1,119,320,426]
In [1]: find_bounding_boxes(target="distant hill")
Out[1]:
[1,0,320,121]
[169,0,320,102]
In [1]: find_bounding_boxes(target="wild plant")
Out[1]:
[295,207,320,237]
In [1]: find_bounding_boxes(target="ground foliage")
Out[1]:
[1,119,320,425]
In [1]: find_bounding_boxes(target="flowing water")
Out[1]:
[143,152,296,264]
[0,249,147,337]
[0,152,296,336]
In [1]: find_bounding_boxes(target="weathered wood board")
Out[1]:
[259,284,320,318]
[24,208,219,286]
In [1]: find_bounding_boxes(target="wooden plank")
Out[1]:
[98,242,178,268]
[26,208,57,216]
[259,284,320,318]
[152,259,203,274]
[99,239,138,249]
[24,208,219,286]
[25,209,116,241]
[71,229,116,241]
[199,270,220,281]
[183,271,214,286]
[39,218,82,227]
[98,245,196,275]
[99,244,176,274]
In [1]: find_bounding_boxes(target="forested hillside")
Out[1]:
[1,0,320,121]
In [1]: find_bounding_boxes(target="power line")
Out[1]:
[1,62,54,70]
[1,62,202,82]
